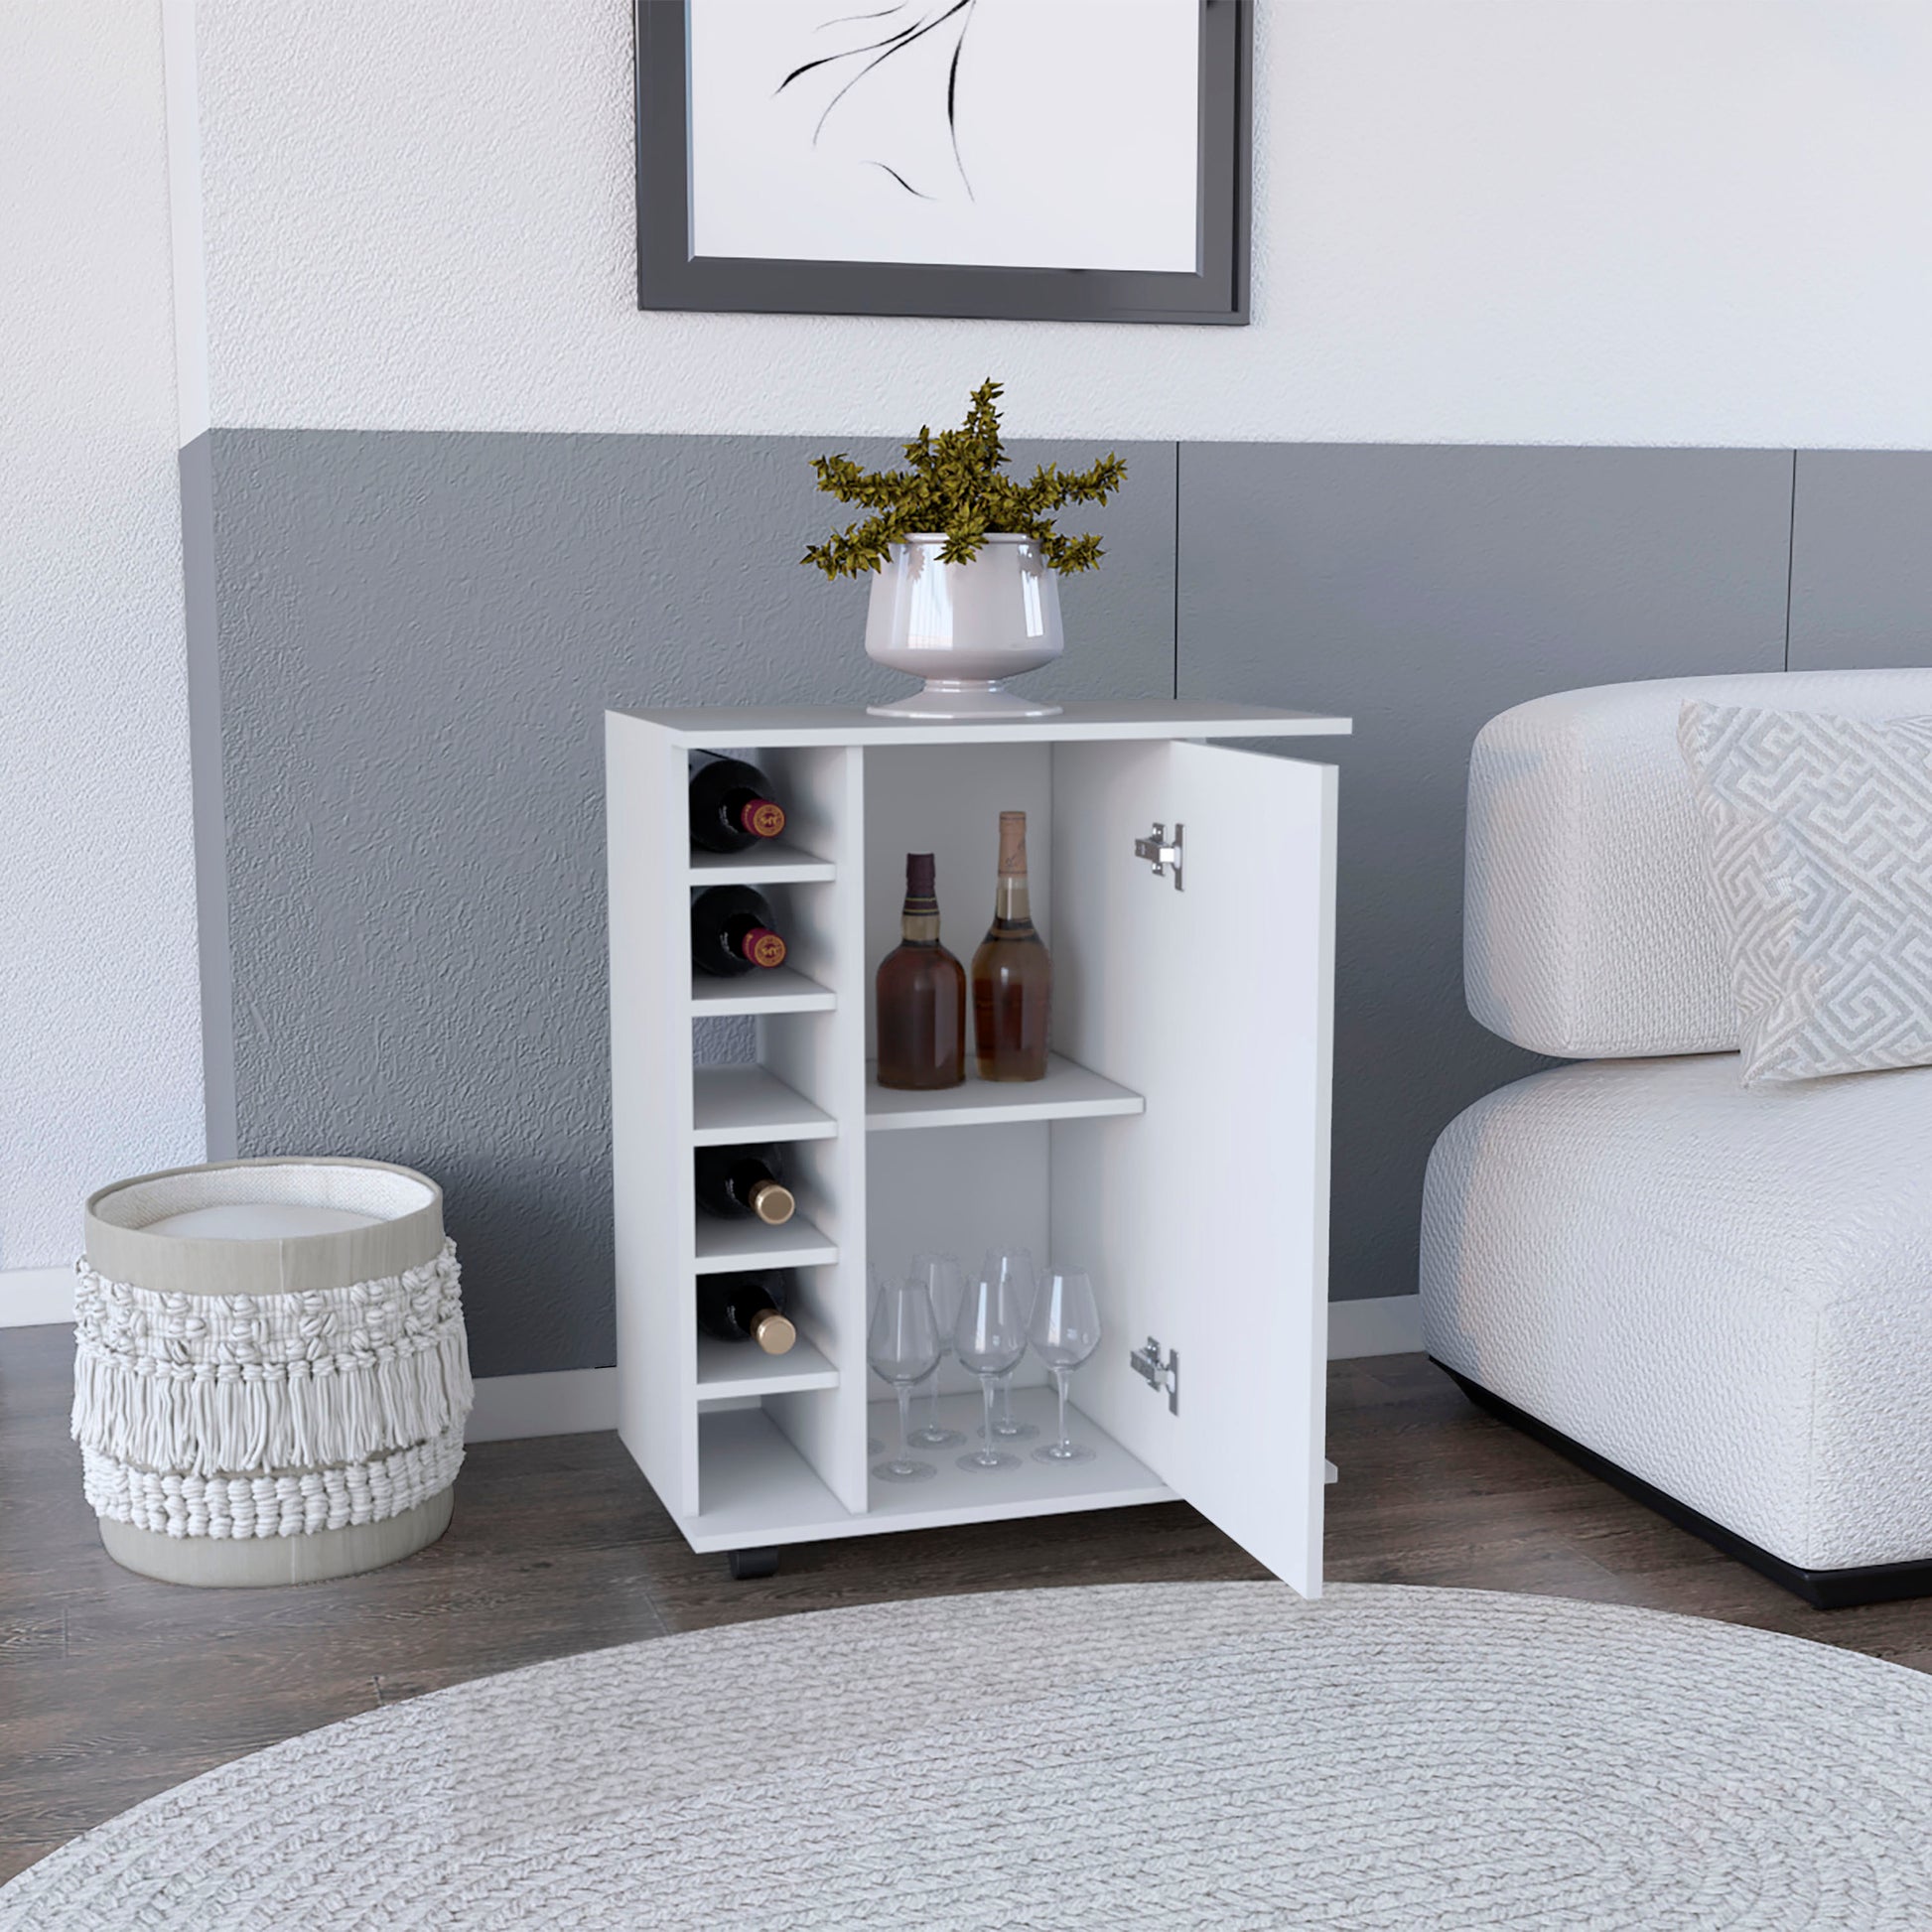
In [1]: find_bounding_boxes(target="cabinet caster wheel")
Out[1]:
[728,1547,779,1581]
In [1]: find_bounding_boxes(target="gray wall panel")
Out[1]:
[1176,445,1793,1306]
[180,437,237,1161]
[1789,452,1932,669]
[206,430,1174,1377]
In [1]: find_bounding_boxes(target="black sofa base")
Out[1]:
[1434,1361,1932,1612]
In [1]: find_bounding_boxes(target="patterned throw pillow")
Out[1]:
[1677,701,1932,1084]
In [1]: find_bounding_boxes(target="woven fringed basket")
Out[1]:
[72,1158,473,1587]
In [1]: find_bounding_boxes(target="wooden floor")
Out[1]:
[6,1325,1932,1885]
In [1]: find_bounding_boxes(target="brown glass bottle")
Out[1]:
[875,853,966,1090]
[970,811,1050,1082]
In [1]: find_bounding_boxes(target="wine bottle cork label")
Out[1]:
[751,1310,797,1355]
[742,799,785,839]
[998,810,1029,876]
[744,928,787,969]
[749,1180,795,1226]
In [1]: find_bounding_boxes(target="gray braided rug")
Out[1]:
[5,1581,1931,1929]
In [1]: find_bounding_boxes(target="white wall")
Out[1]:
[192,0,1932,446]
[0,1,202,1275]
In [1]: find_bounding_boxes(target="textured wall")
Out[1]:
[198,430,1174,1377]
[1176,445,1795,1309]
[0,0,201,1273]
[189,0,1932,446]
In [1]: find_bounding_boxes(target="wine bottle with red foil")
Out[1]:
[875,852,966,1091]
[696,1270,796,1354]
[688,754,787,854]
[970,810,1050,1082]
[695,1144,795,1226]
[691,886,787,977]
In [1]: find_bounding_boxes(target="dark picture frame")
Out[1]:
[634,0,1251,326]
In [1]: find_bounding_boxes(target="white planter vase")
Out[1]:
[864,533,1064,720]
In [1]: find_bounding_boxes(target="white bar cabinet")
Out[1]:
[606,700,1347,1591]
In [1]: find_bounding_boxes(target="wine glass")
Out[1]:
[865,1263,889,1456]
[868,1275,941,1483]
[1028,1267,1102,1464]
[952,1266,1029,1473]
[980,1248,1040,1441]
[905,1254,968,1448]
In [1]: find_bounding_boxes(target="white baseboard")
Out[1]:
[465,1366,618,1443]
[462,1299,1426,1442]
[0,1265,75,1328]
[1325,1293,1424,1360]
[0,1293,1423,1439]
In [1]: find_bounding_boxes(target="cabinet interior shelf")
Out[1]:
[696,1333,838,1403]
[688,966,835,1016]
[691,1065,835,1147]
[678,1388,1173,1552]
[686,839,835,886]
[694,1211,837,1275]
[866,1053,1145,1132]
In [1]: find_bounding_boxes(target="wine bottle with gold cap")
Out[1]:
[696,1270,796,1354]
[875,852,966,1090]
[694,1145,795,1226]
[970,810,1051,1082]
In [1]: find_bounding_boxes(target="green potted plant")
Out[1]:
[803,380,1127,719]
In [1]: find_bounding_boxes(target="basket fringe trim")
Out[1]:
[70,1240,473,1538]
[79,1431,465,1540]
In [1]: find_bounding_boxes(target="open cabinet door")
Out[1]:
[1051,740,1336,1594]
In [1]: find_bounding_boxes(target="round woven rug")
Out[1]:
[4,1582,1930,1929]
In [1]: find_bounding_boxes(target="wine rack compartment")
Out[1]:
[691,1211,837,1274]
[609,702,1346,1589]
[696,1333,839,1403]
[690,1066,835,1146]
[686,839,836,886]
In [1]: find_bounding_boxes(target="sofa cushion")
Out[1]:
[1678,701,1932,1084]
[1465,667,1932,1057]
[1421,1051,1932,1571]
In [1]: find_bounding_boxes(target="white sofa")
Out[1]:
[1421,668,1932,1606]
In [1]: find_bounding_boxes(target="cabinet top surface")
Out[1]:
[610,699,1352,749]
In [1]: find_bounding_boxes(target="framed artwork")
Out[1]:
[633,0,1251,325]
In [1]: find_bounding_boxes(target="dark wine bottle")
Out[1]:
[695,1145,795,1226]
[691,886,787,976]
[876,852,966,1090]
[696,1270,795,1354]
[970,810,1050,1082]
[689,754,786,854]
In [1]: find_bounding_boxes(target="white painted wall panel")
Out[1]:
[194,0,1932,447]
[0,1,202,1269]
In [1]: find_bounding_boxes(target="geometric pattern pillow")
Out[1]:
[1676,701,1932,1084]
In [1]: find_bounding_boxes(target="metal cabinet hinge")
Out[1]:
[1130,1335,1179,1415]
[1133,822,1183,890]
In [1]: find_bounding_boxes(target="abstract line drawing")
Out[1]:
[774,0,982,203]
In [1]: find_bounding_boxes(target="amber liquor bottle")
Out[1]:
[970,811,1050,1082]
[876,853,966,1090]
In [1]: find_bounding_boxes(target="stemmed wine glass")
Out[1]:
[980,1248,1040,1441]
[905,1254,968,1449]
[953,1264,1029,1473]
[1028,1267,1102,1464]
[868,1274,942,1482]
[865,1264,888,1457]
